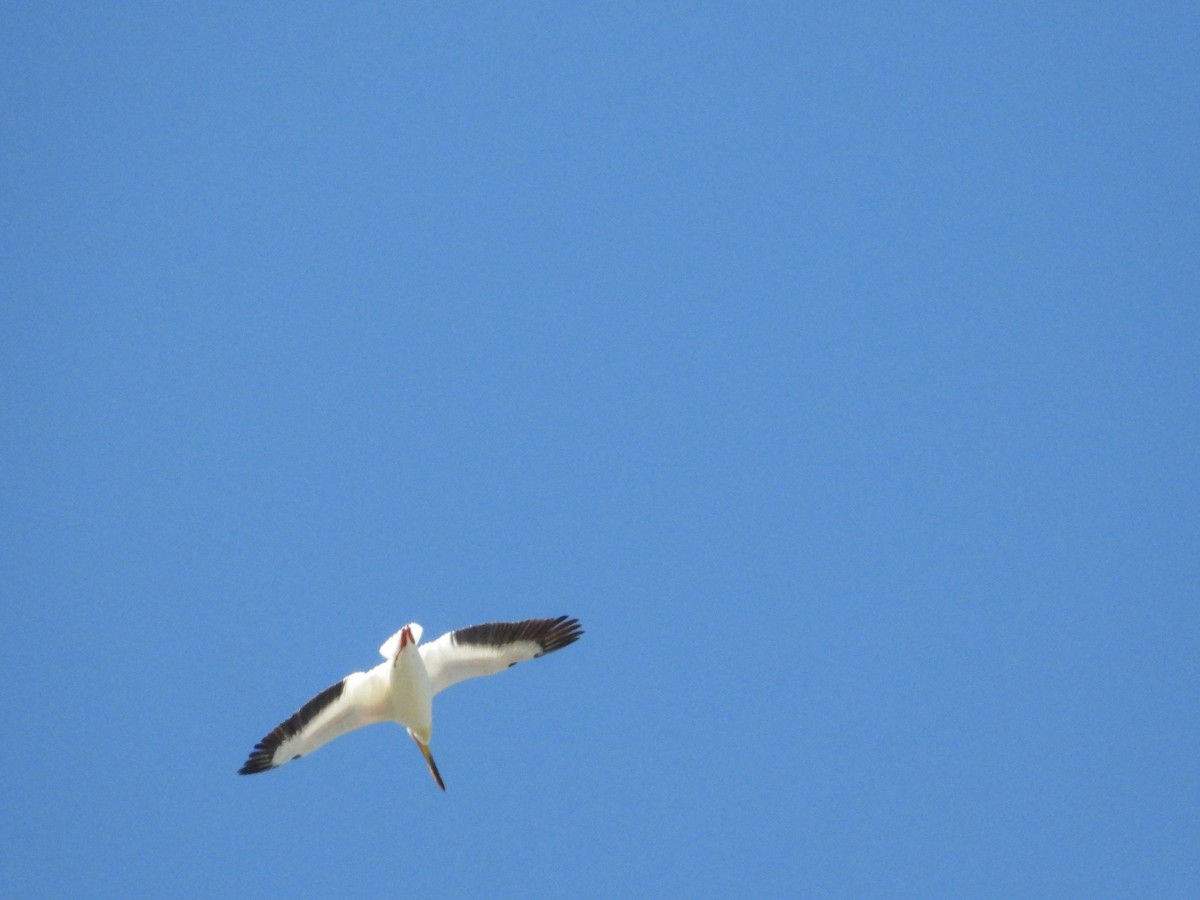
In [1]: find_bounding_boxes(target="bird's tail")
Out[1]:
[378,623,424,660]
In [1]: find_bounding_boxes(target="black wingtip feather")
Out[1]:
[237,679,347,775]
[451,615,584,656]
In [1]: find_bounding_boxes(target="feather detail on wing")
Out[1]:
[238,668,388,774]
[418,616,583,697]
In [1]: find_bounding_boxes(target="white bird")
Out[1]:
[238,616,583,790]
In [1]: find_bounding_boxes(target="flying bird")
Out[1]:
[238,616,583,790]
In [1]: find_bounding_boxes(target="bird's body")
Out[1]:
[238,616,582,790]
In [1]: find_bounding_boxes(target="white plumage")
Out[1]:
[239,616,583,790]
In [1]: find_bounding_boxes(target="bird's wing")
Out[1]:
[419,616,583,697]
[238,666,389,774]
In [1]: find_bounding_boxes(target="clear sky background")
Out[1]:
[3,4,1197,898]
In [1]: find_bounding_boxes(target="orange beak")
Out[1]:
[412,735,445,791]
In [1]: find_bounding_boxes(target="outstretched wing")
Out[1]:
[238,667,388,774]
[418,616,583,697]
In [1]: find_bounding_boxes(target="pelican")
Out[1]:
[238,616,583,789]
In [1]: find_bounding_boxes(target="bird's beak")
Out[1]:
[413,736,446,791]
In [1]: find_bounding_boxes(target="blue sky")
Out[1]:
[3,4,1197,897]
